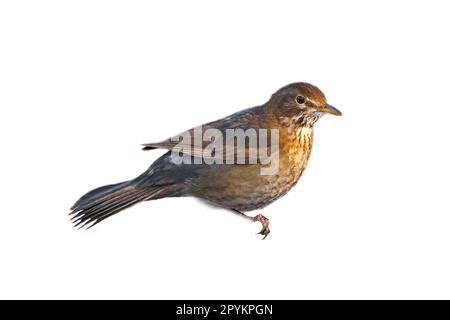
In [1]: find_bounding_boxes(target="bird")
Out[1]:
[70,82,341,238]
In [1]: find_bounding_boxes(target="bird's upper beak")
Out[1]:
[319,103,342,116]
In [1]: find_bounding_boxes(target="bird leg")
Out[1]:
[231,209,270,239]
[253,214,270,239]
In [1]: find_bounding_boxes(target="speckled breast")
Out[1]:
[191,126,314,211]
[242,126,314,210]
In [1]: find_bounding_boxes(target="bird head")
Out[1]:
[268,82,341,127]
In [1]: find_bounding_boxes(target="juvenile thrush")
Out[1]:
[70,82,341,238]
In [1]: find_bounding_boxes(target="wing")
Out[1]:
[141,106,271,162]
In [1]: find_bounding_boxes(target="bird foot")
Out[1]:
[253,214,270,239]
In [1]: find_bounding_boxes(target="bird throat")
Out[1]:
[279,112,322,129]
[295,112,322,127]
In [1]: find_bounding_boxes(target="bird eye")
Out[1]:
[296,95,306,105]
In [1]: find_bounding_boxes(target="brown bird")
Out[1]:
[70,82,341,238]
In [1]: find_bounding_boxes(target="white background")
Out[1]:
[1,0,449,299]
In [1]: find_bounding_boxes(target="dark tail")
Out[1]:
[70,180,169,229]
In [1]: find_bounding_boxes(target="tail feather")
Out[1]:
[85,188,166,229]
[71,188,146,228]
[70,180,169,229]
[70,181,131,210]
[71,186,140,220]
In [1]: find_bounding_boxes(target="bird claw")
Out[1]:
[253,214,270,239]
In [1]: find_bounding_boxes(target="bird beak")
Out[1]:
[320,103,342,116]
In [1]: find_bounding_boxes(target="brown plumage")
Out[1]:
[70,82,341,238]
